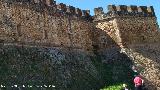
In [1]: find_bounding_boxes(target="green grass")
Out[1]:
[91,53,135,90]
[100,84,123,90]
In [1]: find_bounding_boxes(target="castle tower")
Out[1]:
[94,5,159,47]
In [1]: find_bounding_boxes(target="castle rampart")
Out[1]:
[2,0,91,18]
[0,0,94,52]
[94,5,160,89]
[0,0,160,89]
[94,5,156,22]
[94,5,159,47]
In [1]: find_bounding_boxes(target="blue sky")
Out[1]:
[56,0,160,26]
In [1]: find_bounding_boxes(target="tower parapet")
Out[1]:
[108,5,155,16]
[94,5,156,21]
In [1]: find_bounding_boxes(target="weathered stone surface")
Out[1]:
[115,17,159,46]
[0,44,101,90]
[0,1,93,51]
[0,1,160,90]
[121,44,160,90]
[94,5,160,90]
[95,19,122,46]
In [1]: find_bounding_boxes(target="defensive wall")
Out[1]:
[0,0,160,90]
[94,5,160,90]
[0,0,93,52]
[94,5,160,47]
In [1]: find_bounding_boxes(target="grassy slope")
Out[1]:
[91,53,135,90]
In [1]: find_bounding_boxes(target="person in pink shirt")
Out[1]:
[134,75,144,90]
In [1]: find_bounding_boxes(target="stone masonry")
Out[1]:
[0,0,93,52]
[0,0,160,90]
[94,5,160,90]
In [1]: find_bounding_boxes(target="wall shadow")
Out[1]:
[126,43,160,89]
[91,28,158,90]
[91,28,135,90]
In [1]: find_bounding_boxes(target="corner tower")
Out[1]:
[94,5,159,47]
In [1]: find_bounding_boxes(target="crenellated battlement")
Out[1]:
[3,0,91,18]
[109,5,155,16]
[3,0,156,20]
[94,5,156,21]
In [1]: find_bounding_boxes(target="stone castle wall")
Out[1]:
[0,0,160,89]
[116,16,159,46]
[94,5,160,90]
[94,5,160,47]
[1,1,159,51]
[122,44,160,90]
[0,0,93,51]
[94,18,122,48]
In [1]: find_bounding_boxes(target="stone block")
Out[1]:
[66,6,76,14]
[147,6,155,16]
[127,6,132,12]
[108,5,116,11]
[140,6,148,13]
[130,5,138,12]
[45,0,54,6]
[138,7,142,12]
[116,6,121,11]
[82,10,90,17]
[120,5,127,12]
[56,4,61,10]
[147,6,152,13]
[94,7,104,15]
[75,8,82,16]
[60,3,67,11]
[57,3,67,11]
